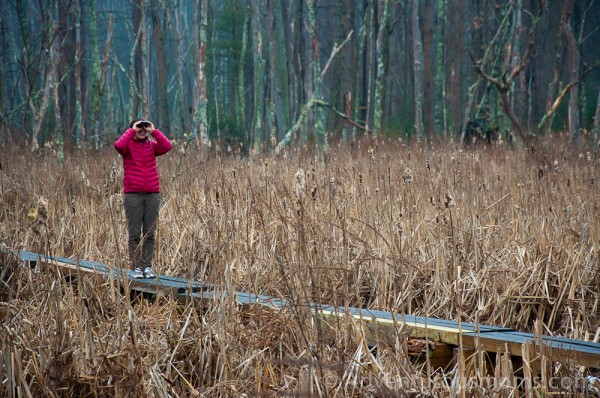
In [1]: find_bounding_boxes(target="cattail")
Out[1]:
[37,197,48,223]
[294,168,306,199]
[444,191,455,208]
[29,196,48,239]
[403,167,414,184]
[110,160,117,184]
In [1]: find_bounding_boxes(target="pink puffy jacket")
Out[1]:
[114,128,173,193]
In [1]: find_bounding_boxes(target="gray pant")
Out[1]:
[124,193,161,269]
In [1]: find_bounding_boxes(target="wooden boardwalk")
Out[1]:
[9,250,600,370]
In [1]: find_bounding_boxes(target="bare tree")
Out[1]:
[469,2,543,143]
[151,0,170,132]
[411,0,424,138]
[191,0,210,150]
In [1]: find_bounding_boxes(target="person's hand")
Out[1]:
[144,121,155,132]
[133,120,146,131]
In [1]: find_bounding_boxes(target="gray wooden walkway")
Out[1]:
[9,250,600,369]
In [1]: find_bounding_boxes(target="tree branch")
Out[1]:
[321,30,353,79]
[536,60,600,133]
[313,99,369,133]
[275,97,369,154]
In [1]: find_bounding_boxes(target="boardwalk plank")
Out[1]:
[8,249,600,369]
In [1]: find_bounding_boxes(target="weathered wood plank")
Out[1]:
[9,250,600,369]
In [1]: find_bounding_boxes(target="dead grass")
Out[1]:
[0,134,598,396]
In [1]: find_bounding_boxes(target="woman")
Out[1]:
[114,119,172,278]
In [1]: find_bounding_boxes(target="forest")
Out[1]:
[1,0,600,153]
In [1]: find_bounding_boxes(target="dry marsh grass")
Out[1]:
[0,135,599,397]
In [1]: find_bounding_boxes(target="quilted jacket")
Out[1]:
[114,128,172,193]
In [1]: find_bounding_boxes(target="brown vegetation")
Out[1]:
[1,135,599,396]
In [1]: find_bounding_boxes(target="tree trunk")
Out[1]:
[422,0,436,137]
[251,0,265,154]
[190,0,209,150]
[127,19,143,123]
[434,0,446,134]
[88,14,114,147]
[74,0,86,146]
[341,0,355,143]
[411,0,424,138]
[281,0,296,131]
[88,0,101,146]
[265,0,275,148]
[593,87,600,134]
[237,7,250,137]
[30,26,59,152]
[445,0,465,135]
[355,0,370,138]
[373,0,390,134]
[562,0,580,140]
[366,1,377,135]
[544,1,569,134]
[151,0,170,132]
[510,0,523,125]
[292,0,306,132]
[307,0,325,151]
[57,0,72,140]
[15,0,35,139]
[174,7,188,135]
[272,0,291,143]
[0,9,6,142]
[198,0,209,147]
[132,0,146,118]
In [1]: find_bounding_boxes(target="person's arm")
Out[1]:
[145,122,172,156]
[114,128,136,155]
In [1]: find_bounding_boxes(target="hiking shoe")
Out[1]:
[143,267,156,278]
[131,267,144,279]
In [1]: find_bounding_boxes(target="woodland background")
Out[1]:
[1,0,600,154]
